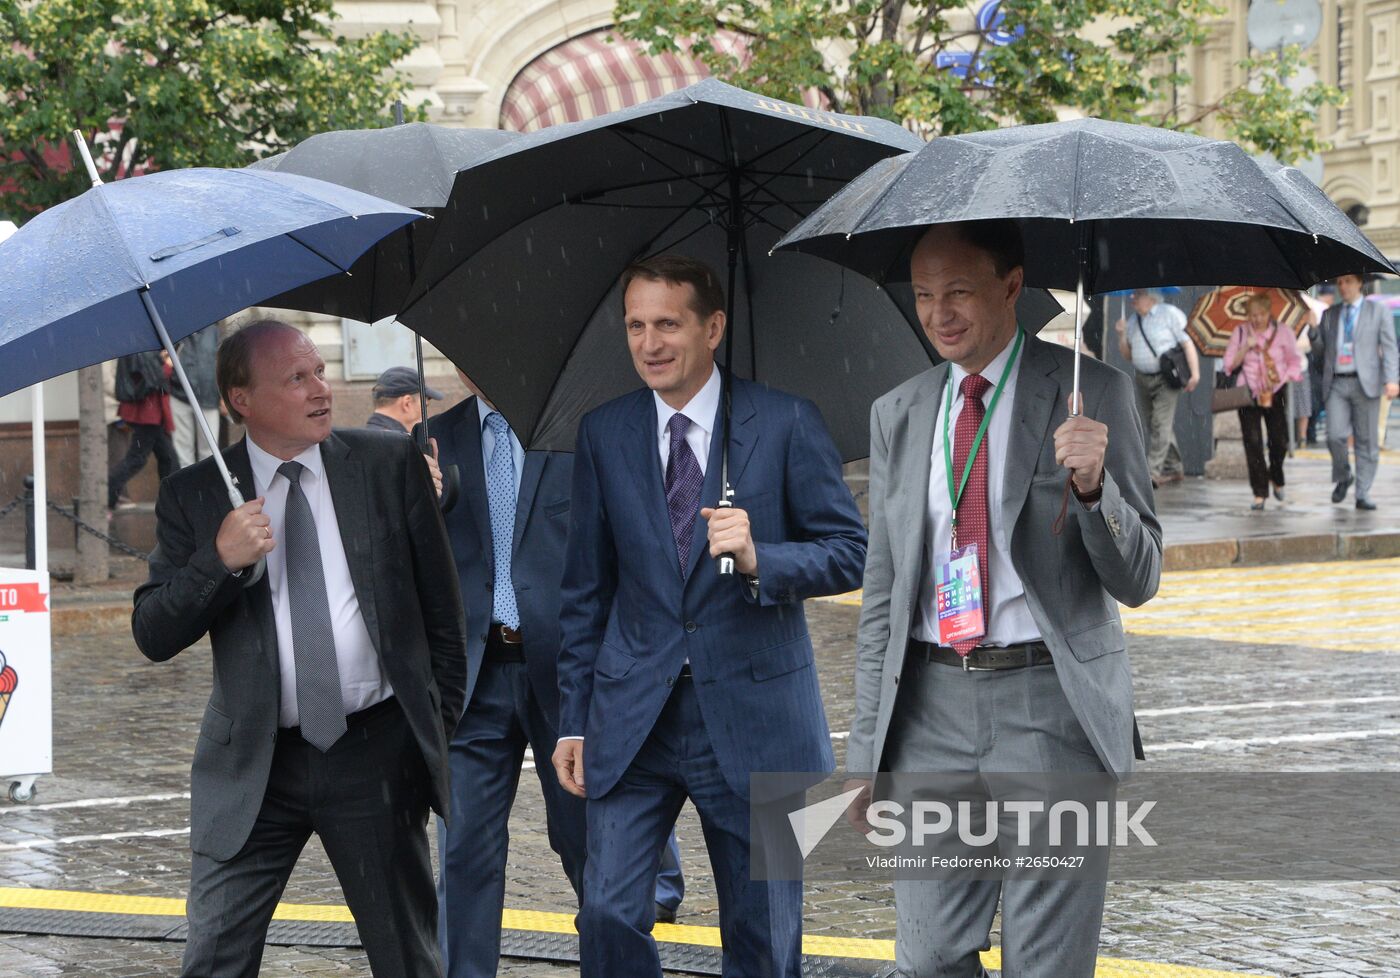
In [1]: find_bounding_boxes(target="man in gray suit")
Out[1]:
[844,221,1160,977]
[1319,273,1399,510]
[133,320,466,978]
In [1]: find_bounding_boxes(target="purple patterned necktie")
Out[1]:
[664,413,703,574]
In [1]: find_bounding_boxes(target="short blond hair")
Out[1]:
[1245,293,1273,314]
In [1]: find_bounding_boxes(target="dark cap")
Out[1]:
[373,365,443,400]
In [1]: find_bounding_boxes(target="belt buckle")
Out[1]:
[498,624,523,645]
[961,653,995,672]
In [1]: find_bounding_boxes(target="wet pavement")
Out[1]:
[2,580,1399,976]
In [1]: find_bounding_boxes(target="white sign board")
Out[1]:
[0,568,52,785]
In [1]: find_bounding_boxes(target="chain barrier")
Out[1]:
[0,495,21,522]
[46,500,150,560]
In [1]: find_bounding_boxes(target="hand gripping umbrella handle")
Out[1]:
[716,490,736,577]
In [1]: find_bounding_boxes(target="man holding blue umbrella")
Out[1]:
[133,321,465,978]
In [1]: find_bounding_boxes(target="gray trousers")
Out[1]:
[171,397,220,469]
[883,657,1109,978]
[1132,371,1182,477]
[1326,376,1382,501]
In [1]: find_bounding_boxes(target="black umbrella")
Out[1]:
[774,118,1395,408]
[399,78,1060,462]
[250,118,519,444]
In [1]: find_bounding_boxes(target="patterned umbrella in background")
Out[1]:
[1187,286,1312,357]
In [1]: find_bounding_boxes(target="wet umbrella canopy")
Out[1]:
[0,166,421,398]
[774,119,1394,293]
[249,122,519,324]
[398,78,1062,462]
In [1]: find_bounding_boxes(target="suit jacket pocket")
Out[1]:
[544,499,570,519]
[596,643,637,680]
[200,704,233,745]
[1064,620,1126,662]
[749,637,811,681]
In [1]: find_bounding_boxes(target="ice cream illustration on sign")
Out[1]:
[0,650,16,729]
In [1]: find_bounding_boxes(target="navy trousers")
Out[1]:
[577,675,803,978]
[437,660,683,978]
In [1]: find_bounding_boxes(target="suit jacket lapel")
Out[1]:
[225,440,278,670]
[513,450,547,552]
[891,366,944,583]
[455,398,493,572]
[320,432,382,657]
[622,393,677,573]
[1002,335,1061,531]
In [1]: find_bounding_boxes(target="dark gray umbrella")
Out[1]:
[399,78,1061,465]
[248,121,519,449]
[774,118,1395,405]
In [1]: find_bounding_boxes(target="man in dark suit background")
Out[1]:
[133,320,465,978]
[551,255,867,978]
[425,371,683,978]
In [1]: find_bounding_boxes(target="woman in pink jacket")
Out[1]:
[1223,293,1306,510]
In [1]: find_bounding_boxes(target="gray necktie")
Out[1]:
[278,460,345,751]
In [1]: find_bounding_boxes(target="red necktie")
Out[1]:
[952,374,992,655]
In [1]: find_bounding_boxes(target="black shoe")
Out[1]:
[1357,498,1378,511]
[655,902,677,925]
[1332,475,1354,503]
[1273,485,1285,502]
[1250,501,1266,511]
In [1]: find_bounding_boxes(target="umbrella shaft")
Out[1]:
[138,290,241,508]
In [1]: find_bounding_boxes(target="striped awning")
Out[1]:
[500,29,754,132]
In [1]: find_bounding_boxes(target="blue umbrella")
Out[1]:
[0,134,421,578]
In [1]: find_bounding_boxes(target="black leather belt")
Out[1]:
[484,623,525,663]
[281,695,398,742]
[908,639,1052,672]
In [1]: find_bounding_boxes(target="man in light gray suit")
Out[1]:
[844,221,1160,978]
[1319,272,1399,510]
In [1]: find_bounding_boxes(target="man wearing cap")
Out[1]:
[1319,273,1399,510]
[367,365,444,435]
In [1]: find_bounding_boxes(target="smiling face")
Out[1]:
[624,276,725,409]
[229,326,333,460]
[910,226,1023,374]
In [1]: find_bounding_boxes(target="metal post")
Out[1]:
[22,475,35,571]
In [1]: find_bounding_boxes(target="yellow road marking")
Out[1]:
[0,886,1268,976]
[823,560,1400,653]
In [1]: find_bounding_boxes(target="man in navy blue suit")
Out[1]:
[423,374,684,978]
[551,255,867,978]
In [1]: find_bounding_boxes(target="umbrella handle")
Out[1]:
[716,492,736,577]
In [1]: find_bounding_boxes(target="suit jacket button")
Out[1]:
[665,676,675,687]
[684,621,697,634]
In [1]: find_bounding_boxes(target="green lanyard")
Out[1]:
[943,329,1023,549]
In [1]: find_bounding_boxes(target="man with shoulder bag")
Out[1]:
[1116,288,1200,487]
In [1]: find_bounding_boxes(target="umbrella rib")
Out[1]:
[608,123,729,170]
[285,230,355,275]
[571,170,730,202]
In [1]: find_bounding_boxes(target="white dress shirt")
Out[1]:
[476,397,524,496]
[246,436,391,728]
[654,364,721,475]
[912,334,1042,647]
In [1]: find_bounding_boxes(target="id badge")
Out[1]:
[1339,342,1355,369]
[934,545,985,646]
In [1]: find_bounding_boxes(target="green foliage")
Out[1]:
[613,0,1340,162]
[0,0,421,217]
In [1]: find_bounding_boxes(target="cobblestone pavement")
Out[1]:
[3,585,1400,976]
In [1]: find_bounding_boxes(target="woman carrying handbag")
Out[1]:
[1222,294,1306,510]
